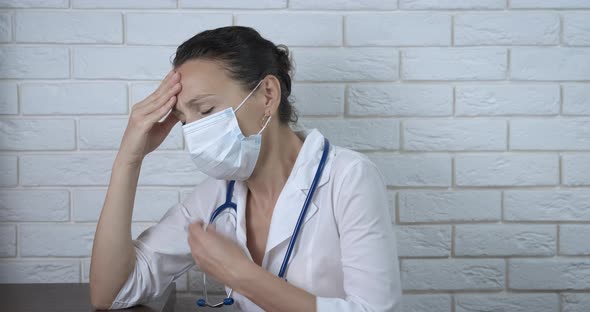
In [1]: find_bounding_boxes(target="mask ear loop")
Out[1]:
[257,115,272,135]
[235,79,264,113]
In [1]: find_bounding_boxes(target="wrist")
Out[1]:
[230,260,261,295]
[114,153,143,168]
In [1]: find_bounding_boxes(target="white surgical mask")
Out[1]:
[182,79,271,181]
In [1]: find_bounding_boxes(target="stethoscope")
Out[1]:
[197,137,330,308]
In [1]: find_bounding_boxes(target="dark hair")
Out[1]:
[171,26,298,125]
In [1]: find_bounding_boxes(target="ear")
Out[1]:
[259,74,282,118]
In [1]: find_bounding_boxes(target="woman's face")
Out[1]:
[172,59,268,137]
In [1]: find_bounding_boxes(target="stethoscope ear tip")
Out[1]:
[196,298,206,307]
[223,298,235,305]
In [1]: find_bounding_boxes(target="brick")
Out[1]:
[292,48,398,81]
[73,46,175,80]
[0,190,69,221]
[289,0,396,9]
[455,154,558,186]
[396,225,451,257]
[0,0,68,8]
[236,13,341,46]
[563,84,590,115]
[20,224,98,257]
[0,82,18,114]
[563,154,590,185]
[73,189,178,222]
[79,118,183,150]
[0,47,68,79]
[562,293,590,312]
[20,154,116,186]
[0,118,75,151]
[0,261,79,283]
[510,0,590,8]
[181,0,286,9]
[0,155,17,186]
[298,118,399,150]
[511,118,590,150]
[455,13,559,45]
[509,258,590,290]
[511,48,590,81]
[455,293,558,312]
[456,84,559,116]
[126,13,230,45]
[19,153,208,186]
[402,48,506,80]
[455,224,556,256]
[291,83,344,116]
[346,13,450,46]
[15,11,122,43]
[348,84,452,116]
[21,82,128,115]
[369,154,451,187]
[564,13,590,46]
[0,225,16,257]
[20,224,146,257]
[72,0,175,8]
[505,190,590,221]
[402,259,505,290]
[403,119,506,151]
[399,191,501,223]
[560,225,590,256]
[0,12,10,42]
[399,0,505,9]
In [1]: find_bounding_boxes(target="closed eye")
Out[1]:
[202,107,214,115]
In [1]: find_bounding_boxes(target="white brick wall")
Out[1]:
[0,1,589,311]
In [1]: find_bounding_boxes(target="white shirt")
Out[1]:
[109,128,402,311]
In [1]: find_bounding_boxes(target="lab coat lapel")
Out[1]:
[264,129,332,256]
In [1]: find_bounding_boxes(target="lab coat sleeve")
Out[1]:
[316,156,402,312]
[108,200,197,310]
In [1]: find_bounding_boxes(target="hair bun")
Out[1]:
[275,44,289,58]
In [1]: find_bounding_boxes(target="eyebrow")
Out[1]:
[172,93,215,115]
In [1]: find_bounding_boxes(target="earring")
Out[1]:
[257,114,272,135]
[261,114,271,127]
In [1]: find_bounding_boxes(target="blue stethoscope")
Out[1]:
[197,138,330,308]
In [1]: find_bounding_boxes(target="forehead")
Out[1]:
[173,59,236,113]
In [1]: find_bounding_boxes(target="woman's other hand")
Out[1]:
[187,220,253,287]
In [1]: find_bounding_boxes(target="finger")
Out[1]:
[145,95,177,124]
[147,70,179,103]
[138,81,181,116]
[142,79,182,115]
[132,70,177,111]
[146,82,182,114]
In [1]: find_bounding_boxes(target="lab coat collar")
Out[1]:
[233,128,333,263]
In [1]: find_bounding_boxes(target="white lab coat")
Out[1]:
[108,128,402,311]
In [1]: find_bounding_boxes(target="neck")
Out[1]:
[245,124,304,200]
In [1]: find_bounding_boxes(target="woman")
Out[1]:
[90,26,402,311]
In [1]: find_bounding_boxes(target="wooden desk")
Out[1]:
[0,283,176,311]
